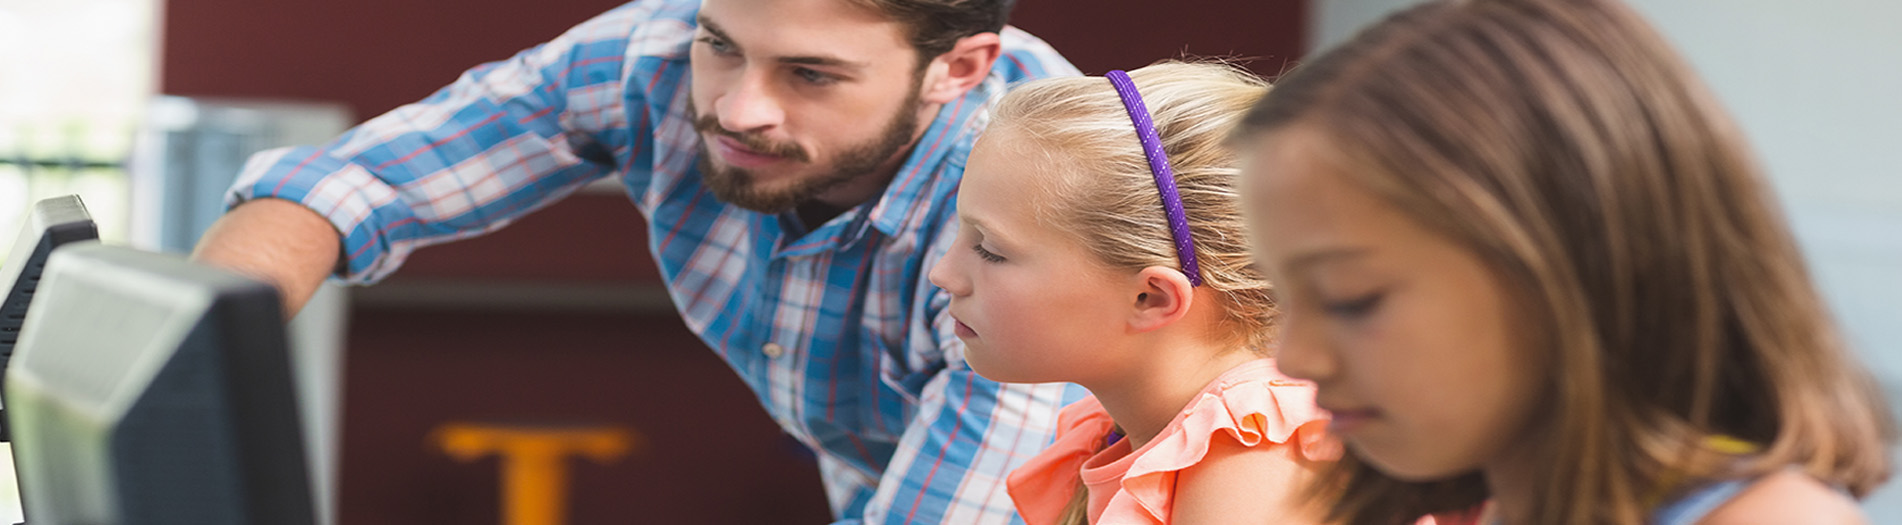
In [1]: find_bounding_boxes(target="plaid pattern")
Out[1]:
[225,1,1088,523]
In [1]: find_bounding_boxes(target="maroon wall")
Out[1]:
[162,0,632,120]
[161,0,1306,118]
[160,1,1306,523]
[1014,0,1306,76]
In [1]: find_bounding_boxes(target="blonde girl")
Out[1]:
[1231,0,1894,523]
[928,62,1336,524]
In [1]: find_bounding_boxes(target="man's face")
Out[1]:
[690,0,931,213]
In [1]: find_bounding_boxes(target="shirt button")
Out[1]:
[762,342,785,358]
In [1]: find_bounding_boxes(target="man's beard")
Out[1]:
[693,92,923,214]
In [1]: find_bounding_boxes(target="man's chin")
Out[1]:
[712,186,800,213]
[722,195,802,214]
[703,170,807,213]
[716,163,797,187]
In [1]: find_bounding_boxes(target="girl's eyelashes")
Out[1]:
[1322,291,1385,320]
[973,243,1006,263]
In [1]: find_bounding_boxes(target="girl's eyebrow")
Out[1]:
[953,213,984,236]
[957,214,1020,249]
[1284,248,1371,275]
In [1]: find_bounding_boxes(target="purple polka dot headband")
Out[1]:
[1106,70,1203,287]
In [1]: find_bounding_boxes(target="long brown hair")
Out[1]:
[1230,0,1895,523]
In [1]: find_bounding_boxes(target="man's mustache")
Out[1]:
[694,114,810,162]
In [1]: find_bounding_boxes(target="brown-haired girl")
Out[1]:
[1232,0,1895,523]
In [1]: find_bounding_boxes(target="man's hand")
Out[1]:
[191,198,342,318]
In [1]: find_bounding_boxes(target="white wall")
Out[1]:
[1312,0,1902,516]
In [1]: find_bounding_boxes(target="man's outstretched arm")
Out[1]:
[191,3,659,315]
[192,198,342,318]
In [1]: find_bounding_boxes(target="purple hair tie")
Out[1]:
[1106,70,1203,287]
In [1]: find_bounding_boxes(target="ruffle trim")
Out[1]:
[1008,397,1118,525]
[1106,366,1339,522]
[1007,360,1340,525]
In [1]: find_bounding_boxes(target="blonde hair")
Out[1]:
[1231,0,1895,523]
[992,61,1278,352]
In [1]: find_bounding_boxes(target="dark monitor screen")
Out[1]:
[5,244,314,525]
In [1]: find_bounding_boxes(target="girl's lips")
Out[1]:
[712,135,786,169]
[1324,406,1381,435]
[953,319,978,339]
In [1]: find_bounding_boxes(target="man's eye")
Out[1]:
[697,36,734,55]
[795,68,838,86]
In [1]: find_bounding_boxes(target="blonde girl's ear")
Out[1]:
[1129,265,1197,333]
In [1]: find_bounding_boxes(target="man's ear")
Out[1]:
[1129,266,1196,333]
[919,32,1002,105]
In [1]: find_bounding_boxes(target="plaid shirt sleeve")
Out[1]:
[223,3,657,283]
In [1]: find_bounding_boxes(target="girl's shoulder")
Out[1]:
[1139,360,1339,524]
[1094,359,1340,523]
[1168,433,1329,524]
[1167,358,1338,464]
[1697,470,1866,525]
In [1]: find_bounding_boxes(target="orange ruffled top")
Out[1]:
[1006,358,1339,524]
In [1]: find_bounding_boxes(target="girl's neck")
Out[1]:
[1087,338,1258,450]
[1480,440,1543,525]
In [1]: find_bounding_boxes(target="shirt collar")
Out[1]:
[865,73,1002,238]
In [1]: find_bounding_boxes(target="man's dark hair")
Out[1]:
[847,0,1016,61]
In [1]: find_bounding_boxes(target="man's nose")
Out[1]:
[717,72,784,133]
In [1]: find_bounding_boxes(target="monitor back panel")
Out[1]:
[6,244,312,525]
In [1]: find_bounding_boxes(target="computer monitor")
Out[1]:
[5,244,314,525]
[0,195,100,524]
[1,195,99,405]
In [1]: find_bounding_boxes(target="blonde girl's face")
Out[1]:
[1236,128,1547,481]
[927,127,1137,385]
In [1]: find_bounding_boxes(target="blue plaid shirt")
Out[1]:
[225,1,1088,522]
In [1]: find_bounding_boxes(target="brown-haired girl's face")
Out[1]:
[1237,128,1548,481]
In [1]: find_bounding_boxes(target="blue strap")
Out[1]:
[1652,479,1752,525]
